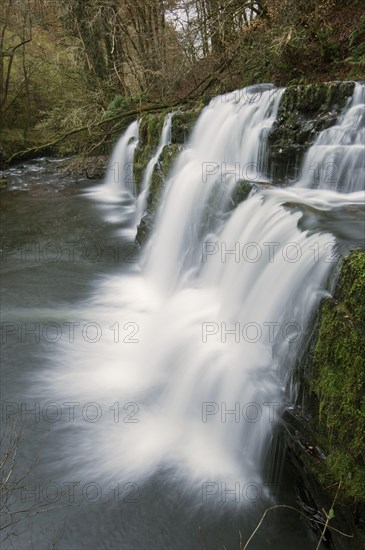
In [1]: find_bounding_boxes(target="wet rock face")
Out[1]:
[134,106,203,197]
[134,106,202,246]
[268,81,355,183]
[135,143,182,246]
[280,251,365,549]
[310,251,365,500]
[134,114,166,196]
[170,109,203,145]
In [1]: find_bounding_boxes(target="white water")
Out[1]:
[37,84,364,494]
[103,120,139,200]
[136,112,173,223]
[297,82,365,192]
[144,84,284,293]
[86,120,140,236]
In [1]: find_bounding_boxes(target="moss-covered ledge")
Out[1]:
[135,104,203,245]
[134,82,359,244]
[134,103,204,194]
[281,250,365,547]
[136,143,181,245]
[310,250,365,502]
[268,81,355,183]
[134,113,167,195]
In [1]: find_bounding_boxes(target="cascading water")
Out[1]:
[103,120,139,200]
[36,84,364,501]
[87,120,140,235]
[136,112,173,224]
[296,82,365,192]
[144,84,284,293]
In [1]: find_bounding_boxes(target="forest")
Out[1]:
[1,0,364,162]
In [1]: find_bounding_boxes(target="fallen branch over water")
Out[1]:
[5,101,185,164]
[5,41,241,166]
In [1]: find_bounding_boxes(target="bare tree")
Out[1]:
[0,0,32,127]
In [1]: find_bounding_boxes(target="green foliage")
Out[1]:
[2,0,364,161]
[311,251,365,502]
[0,13,109,158]
[0,127,46,163]
[346,16,365,77]
[223,0,364,93]
[133,113,166,194]
[105,93,152,120]
[170,108,203,144]
[105,95,130,117]
[349,15,365,53]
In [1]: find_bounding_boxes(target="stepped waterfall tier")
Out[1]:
[136,113,173,225]
[102,119,140,200]
[297,83,365,192]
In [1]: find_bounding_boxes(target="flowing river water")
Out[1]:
[1,83,364,549]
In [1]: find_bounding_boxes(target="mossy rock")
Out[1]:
[170,107,203,145]
[134,106,201,193]
[279,251,365,547]
[136,143,181,246]
[134,113,166,194]
[145,143,181,215]
[229,180,253,208]
[309,250,365,503]
[268,81,355,183]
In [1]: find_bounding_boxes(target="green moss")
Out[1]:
[136,143,181,246]
[230,180,253,207]
[268,81,355,182]
[310,251,365,502]
[147,144,181,212]
[134,106,203,245]
[133,113,166,194]
[160,143,181,178]
[347,15,365,79]
[170,107,203,144]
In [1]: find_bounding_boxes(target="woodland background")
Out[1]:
[1,0,364,159]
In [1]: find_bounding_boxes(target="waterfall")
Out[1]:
[144,84,284,293]
[296,82,365,192]
[39,84,364,495]
[136,112,173,224]
[103,120,139,200]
